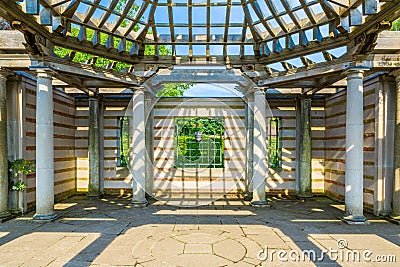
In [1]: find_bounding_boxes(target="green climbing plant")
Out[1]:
[8,159,35,191]
[391,17,400,31]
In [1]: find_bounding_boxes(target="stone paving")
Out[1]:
[0,195,399,266]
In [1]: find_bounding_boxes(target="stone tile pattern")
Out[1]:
[0,196,399,266]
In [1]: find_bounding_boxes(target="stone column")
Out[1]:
[99,99,105,192]
[383,78,395,215]
[7,77,20,213]
[343,68,366,223]
[144,92,154,196]
[376,76,395,216]
[131,88,148,207]
[298,97,313,198]
[33,69,57,221]
[295,98,301,193]
[251,88,268,207]
[0,71,11,222]
[245,93,254,200]
[87,94,101,197]
[392,70,400,219]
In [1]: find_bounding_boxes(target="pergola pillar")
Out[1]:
[0,71,11,222]
[131,88,148,207]
[391,70,400,219]
[33,69,56,221]
[298,97,313,198]
[144,92,154,196]
[87,94,101,197]
[343,68,367,224]
[251,88,268,207]
[245,93,254,200]
[7,77,22,213]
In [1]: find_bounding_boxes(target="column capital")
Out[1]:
[0,69,11,81]
[33,67,54,79]
[344,66,369,80]
[390,68,400,81]
[245,92,254,102]
[297,95,312,101]
[88,90,101,100]
[132,87,146,95]
[88,95,100,102]
[250,87,266,97]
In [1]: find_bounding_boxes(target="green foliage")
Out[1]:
[54,27,132,71]
[8,159,35,191]
[268,118,282,169]
[115,1,139,28]
[176,117,224,136]
[268,137,281,168]
[11,181,27,191]
[8,159,35,177]
[175,117,224,168]
[156,83,194,97]
[119,117,130,168]
[391,18,400,31]
[177,136,202,162]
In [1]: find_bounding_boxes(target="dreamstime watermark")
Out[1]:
[257,239,397,263]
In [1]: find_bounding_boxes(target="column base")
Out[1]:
[243,192,253,201]
[341,214,368,225]
[379,210,392,217]
[0,211,15,223]
[86,192,102,198]
[145,193,155,201]
[296,192,313,200]
[33,212,58,222]
[9,208,22,215]
[250,200,269,208]
[131,199,148,208]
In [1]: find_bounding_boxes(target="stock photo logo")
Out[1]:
[257,238,397,263]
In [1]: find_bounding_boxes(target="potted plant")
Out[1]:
[8,159,35,214]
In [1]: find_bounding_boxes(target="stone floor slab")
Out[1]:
[184,243,213,254]
[0,196,399,266]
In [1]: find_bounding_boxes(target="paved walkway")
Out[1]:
[0,196,399,266]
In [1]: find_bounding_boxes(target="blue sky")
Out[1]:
[183,83,243,97]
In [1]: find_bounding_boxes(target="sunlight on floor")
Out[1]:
[54,202,78,210]
[154,210,255,216]
[0,232,9,238]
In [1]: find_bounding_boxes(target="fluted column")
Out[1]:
[343,68,366,223]
[391,70,400,219]
[87,94,101,197]
[251,88,268,207]
[0,71,11,221]
[131,88,148,207]
[298,97,313,198]
[33,69,56,221]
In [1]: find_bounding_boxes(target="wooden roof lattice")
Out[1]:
[0,1,400,72]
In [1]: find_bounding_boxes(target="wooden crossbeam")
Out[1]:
[223,0,231,58]
[62,0,80,18]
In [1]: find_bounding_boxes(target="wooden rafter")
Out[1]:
[0,0,399,68]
